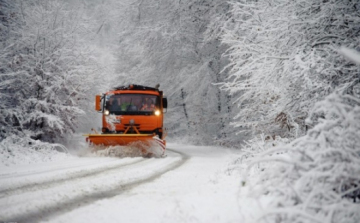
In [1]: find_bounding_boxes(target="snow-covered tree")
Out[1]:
[0,0,99,142]
[237,92,360,223]
[219,1,360,221]
[220,0,360,139]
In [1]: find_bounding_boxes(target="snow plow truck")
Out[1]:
[84,84,167,157]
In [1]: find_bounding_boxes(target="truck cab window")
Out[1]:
[105,94,159,115]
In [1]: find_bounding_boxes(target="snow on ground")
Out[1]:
[0,136,71,167]
[0,142,246,223]
[47,143,243,223]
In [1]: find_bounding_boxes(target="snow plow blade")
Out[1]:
[83,133,166,157]
[84,133,154,146]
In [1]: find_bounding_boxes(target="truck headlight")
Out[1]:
[154,110,161,116]
[104,110,110,116]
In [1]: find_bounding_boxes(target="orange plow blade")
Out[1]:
[83,133,166,157]
[84,133,155,146]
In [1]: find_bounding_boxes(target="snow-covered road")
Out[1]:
[0,143,242,223]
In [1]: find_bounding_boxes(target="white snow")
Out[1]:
[0,143,245,223]
[340,46,360,64]
[47,144,242,223]
[0,136,70,167]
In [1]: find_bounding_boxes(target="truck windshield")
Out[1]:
[105,94,160,115]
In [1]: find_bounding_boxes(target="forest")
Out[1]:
[1,0,360,222]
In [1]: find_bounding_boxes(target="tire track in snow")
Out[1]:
[2,148,189,223]
[0,158,121,179]
[0,158,144,197]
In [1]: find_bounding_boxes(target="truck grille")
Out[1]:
[123,124,140,130]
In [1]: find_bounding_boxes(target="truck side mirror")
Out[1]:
[162,98,167,109]
[95,95,101,111]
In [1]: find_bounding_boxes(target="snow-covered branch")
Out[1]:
[220,0,360,139]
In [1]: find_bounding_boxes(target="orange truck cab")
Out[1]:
[86,84,167,150]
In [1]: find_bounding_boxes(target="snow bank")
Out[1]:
[230,93,360,223]
[0,135,70,167]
